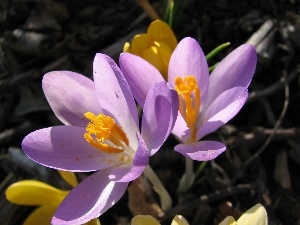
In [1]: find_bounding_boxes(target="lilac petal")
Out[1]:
[196,87,248,140]
[141,82,179,155]
[52,170,128,225]
[109,133,149,182]
[206,44,256,106]
[171,113,190,143]
[119,52,165,107]
[43,71,102,127]
[175,141,226,161]
[168,37,209,107]
[22,126,122,172]
[93,54,139,147]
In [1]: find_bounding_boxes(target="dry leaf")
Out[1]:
[128,176,164,219]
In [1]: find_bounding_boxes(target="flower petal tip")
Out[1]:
[174,141,226,161]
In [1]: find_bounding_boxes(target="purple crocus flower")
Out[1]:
[22,53,178,225]
[120,37,257,161]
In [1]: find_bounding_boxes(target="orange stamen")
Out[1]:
[174,76,200,141]
[84,112,128,154]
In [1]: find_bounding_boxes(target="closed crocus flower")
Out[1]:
[131,215,189,225]
[124,20,177,78]
[219,204,268,225]
[21,54,178,224]
[5,171,100,225]
[120,37,257,161]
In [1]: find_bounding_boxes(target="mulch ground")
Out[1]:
[1,0,300,224]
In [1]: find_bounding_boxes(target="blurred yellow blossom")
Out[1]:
[5,171,100,225]
[123,20,177,78]
[219,204,268,225]
[131,204,267,225]
[131,215,189,225]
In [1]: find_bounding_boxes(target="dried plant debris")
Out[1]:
[1,0,300,224]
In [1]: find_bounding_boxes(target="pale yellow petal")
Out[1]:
[5,180,68,206]
[23,205,56,225]
[147,20,177,50]
[58,170,78,187]
[123,19,177,77]
[131,215,161,225]
[23,202,101,225]
[219,216,237,225]
[130,34,152,55]
[171,215,189,225]
[85,218,101,225]
[142,46,164,74]
[123,42,131,52]
[237,204,268,225]
[154,41,174,77]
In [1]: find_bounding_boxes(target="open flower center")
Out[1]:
[84,112,129,154]
[174,76,200,141]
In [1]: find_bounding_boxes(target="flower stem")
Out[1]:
[143,165,172,211]
[185,156,194,189]
[178,157,195,193]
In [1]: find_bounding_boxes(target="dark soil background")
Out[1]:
[1,0,300,225]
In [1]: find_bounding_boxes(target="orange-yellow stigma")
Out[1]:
[174,76,200,141]
[84,112,128,154]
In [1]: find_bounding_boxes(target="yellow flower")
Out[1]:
[131,215,189,225]
[219,204,268,225]
[123,20,177,78]
[5,171,100,225]
[131,204,267,225]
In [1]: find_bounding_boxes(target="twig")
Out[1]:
[7,147,50,182]
[241,68,290,169]
[226,127,299,150]
[0,121,36,146]
[160,184,254,222]
[247,66,298,103]
[134,0,160,21]
[3,35,74,76]
[0,70,37,92]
